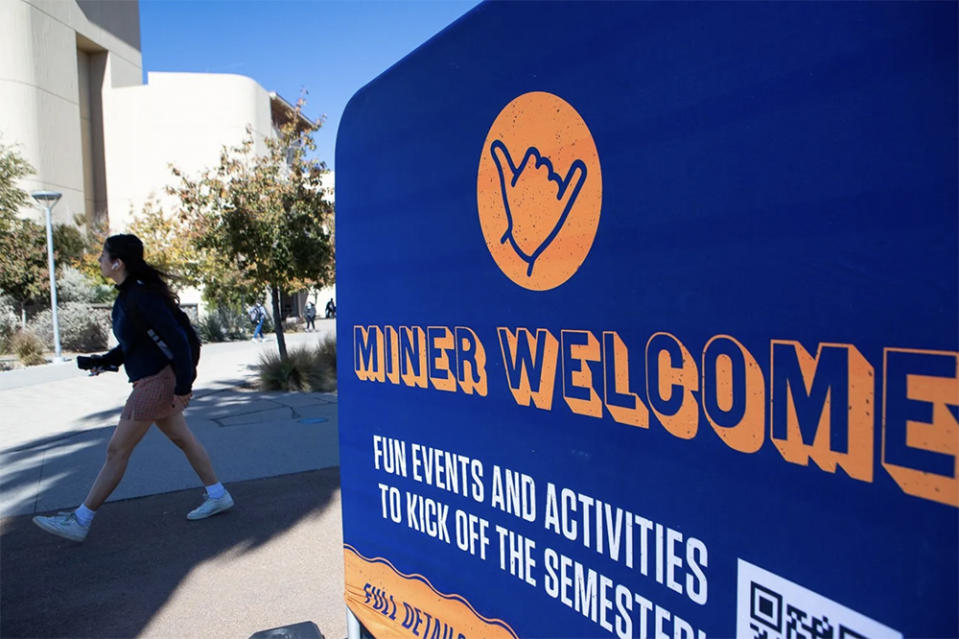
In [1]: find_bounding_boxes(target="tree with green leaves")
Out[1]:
[0,218,49,326]
[0,142,46,325]
[127,198,200,292]
[169,98,335,360]
[0,143,101,326]
[0,141,32,217]
[129,199,260,311]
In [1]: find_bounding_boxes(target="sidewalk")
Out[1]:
[0,327,347,639]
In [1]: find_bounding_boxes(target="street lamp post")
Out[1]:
[31,190,64,363]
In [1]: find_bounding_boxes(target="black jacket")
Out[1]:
[99,279,195,395]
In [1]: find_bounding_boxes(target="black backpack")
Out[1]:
[171,305,202,371]
[124,299,201,376]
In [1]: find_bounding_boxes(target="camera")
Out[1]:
[77,355,118,373]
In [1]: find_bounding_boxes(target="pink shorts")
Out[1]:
[121,366,183,422]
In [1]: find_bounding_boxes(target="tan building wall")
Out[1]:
[103,72,277,232]
[1,2,329,317]
[0,0,141,226]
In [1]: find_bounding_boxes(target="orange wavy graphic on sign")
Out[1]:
[344,545,519,639]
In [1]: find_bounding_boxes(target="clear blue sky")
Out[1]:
[139,0,482,170]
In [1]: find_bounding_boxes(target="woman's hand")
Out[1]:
[173,393,192,411]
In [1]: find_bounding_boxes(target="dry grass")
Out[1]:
[11,330,46,366]
[256,335,337,392]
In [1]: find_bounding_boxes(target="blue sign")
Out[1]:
[336,3,958,638]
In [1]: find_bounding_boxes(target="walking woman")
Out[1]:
[33,234,233,542]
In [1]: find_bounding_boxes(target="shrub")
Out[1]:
[57,266,100,303]
[316,333,337,377]
[0,295,17,353]
[198,306,249,343]
[226,307,253,339]
[90,283,116,303]
[28,302,110,352]
[11,330,46,366]
[56,265,114,304]
[257,342,337,392]
[197,311,226,343]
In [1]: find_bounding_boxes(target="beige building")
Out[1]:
[1,0,319,232]
[103,71,310,231]
[0,0,142,227]
[1,0,334,316]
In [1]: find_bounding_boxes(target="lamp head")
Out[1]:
[31,191,62,207]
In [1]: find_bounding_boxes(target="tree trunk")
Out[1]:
[271,285,287,361]
[20,305,26,330]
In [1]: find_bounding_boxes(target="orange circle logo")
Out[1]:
[477,91,602,291]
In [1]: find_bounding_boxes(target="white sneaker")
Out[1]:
[187,491,234,520]
[33,511,90,542]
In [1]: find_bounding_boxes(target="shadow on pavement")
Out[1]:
[0,383,332,517]
[55,376,258,432]
[0,467,341,639]
[1,383,342,638]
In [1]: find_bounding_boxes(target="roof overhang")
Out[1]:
[269,92,316,133]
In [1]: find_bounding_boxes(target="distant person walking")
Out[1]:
[32,234,233,543]
[304,301,317,331]
[325,298,336,319]
[249,302,267,341]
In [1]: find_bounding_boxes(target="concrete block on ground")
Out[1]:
[249,621,324,639]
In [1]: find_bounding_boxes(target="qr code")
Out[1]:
[747,580,868,639]
[737,560,901,639]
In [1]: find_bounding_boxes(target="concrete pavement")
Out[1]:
[0,322,347,639]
